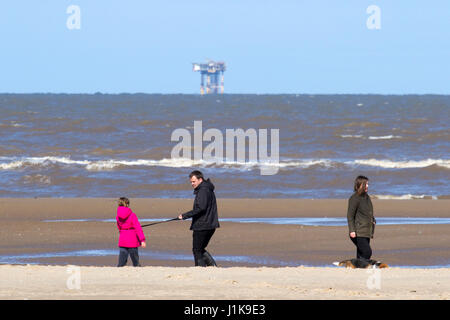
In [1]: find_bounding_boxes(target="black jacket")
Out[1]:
[347,192,376,238]
[182,179,220,231]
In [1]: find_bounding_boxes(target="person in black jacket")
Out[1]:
[178,170,220,267]
[347,175,376,262]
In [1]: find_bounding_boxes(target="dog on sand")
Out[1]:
[333,258,388,269]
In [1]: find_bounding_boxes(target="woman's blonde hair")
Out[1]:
[118,197,130,207]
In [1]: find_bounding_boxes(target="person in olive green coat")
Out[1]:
[347,175,376,261]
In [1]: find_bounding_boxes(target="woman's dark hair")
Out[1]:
[118,197,130,207]
[189,170,204,180]
[354,175,369,195]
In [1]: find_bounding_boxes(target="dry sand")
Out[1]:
[0,198,449,299]
[0,265,449,300]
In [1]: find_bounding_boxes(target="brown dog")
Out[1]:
[333,259,388,269]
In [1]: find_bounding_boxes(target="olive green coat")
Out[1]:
[347,192,376,238]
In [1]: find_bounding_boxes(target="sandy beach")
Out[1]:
[1,265,449,300]
[0,198,449,299]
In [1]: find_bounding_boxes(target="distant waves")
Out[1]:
[1,156,449,171]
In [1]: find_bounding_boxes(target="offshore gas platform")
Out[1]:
[192,60,226,95]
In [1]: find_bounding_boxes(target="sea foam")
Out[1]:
[0,156,449,171]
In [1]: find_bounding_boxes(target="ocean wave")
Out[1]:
[220,159,335,169]
[368,135,402,140]
[0,156,337,172]
[0,156,204,171]
[353,159,450,169]
[0,156,449,171]
[340,134,364,139]
[0,161,24,170]
[85,158,208,170]
[0,156,90,170]
[372,194,438,200]
[340,134,402,140]
[0,121,27,128]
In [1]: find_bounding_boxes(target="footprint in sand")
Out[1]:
[165,274,189,280]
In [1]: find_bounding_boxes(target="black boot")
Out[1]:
[351,258,370,268]
[195,258,206,267]
[194,249,206,266]
[203,250,217,267]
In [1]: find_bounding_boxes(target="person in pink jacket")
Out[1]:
[116,197,146,267]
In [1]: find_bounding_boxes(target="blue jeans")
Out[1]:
[117,247,140,267]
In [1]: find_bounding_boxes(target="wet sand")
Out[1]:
[0,198,449,267]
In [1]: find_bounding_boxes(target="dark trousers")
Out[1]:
[192,229,215,266]
[350,237,372,260]
[117,247,140,267]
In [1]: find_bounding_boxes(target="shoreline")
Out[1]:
[1,197,449,219]
[1,198,449,268]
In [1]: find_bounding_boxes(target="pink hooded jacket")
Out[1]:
[116,206,146,248]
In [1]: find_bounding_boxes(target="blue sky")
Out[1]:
[0,1,449,94]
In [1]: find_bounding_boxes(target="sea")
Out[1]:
[0,93,449,199]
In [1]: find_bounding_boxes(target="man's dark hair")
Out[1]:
[189,170,204,180]
[354,175,369,194]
